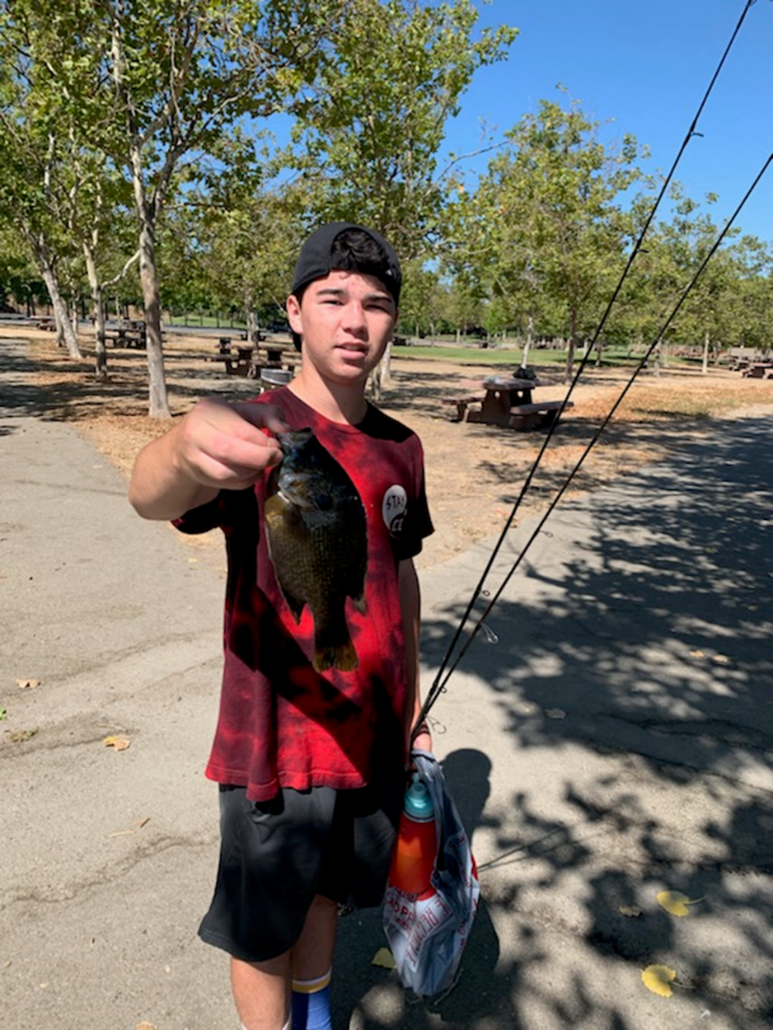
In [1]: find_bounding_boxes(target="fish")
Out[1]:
[264,428,368,673]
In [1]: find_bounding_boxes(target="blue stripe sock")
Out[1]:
[291,970,332,1030]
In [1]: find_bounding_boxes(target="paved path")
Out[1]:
[2,336,772,1029]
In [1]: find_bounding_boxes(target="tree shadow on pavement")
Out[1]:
[340,418,773,1028]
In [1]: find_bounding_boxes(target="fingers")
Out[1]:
[174,397,289,491]
[231,400,289,437]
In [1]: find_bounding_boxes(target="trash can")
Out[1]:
[259,367,293,392]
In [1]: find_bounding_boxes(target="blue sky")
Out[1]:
[443,0,772,243]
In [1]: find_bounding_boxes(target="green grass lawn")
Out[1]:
[392,342,694,371]
[393,344,526,364]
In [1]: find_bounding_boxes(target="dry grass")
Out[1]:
[6,325,772,571]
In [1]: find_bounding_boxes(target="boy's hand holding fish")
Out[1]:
[129,397,288,521]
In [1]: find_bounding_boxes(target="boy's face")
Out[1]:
[286,270,397,387]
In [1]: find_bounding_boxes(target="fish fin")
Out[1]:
[281,588,305,624]
[313,620,359,673]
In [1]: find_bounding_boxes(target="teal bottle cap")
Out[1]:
[404,773,434,820]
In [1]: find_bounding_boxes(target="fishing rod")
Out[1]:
[418,0,766,726]
[418,151,772,720]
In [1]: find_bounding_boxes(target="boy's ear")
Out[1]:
[286,294,302,335]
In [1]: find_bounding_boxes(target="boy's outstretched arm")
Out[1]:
[398,558,432,759]
[128,397,287,521]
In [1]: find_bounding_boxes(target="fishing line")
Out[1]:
[420,152,772,714]
[419,0,765,724]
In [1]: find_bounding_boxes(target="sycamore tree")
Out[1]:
[290,0,517,260]
[99,0,344,417]
[0,1,89,357]
[620,188,770,371]
[0,1,163,376]
[733,238,773,353]
[168,140,307,341]
[0,228,45,314]
[4,0,339,415]
[396,262,448,339]
[289,0,516,391]
[451,94,646,379]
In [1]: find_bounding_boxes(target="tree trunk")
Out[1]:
[126,111,170,416]
[244,289,257,345]
[564,309,577,382]
[652,336,662,375]
[701,328,710,375]
[370,340,394,401]
[84,244,109,379]
[138,217,170,417]
[522,313,533,367]
[38,258,81,359]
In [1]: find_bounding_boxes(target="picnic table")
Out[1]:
[205,340,256,376]
[105,320,146,348]
[442,374,573,431]
[206,337,297,378]
[741,361,773,379]
[256,341,295,367]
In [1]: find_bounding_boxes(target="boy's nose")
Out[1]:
[343,301,368,335]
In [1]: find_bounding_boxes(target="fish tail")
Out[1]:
[313,622,359,673]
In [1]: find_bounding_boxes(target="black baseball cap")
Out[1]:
[291,222,402,304]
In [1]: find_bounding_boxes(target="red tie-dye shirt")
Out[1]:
[175,388,433,801]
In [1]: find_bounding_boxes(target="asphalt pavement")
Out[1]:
[2,335,772,1030]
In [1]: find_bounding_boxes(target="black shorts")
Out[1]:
[198,769,404,963]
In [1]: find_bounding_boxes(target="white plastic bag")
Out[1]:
[382,750,480,996]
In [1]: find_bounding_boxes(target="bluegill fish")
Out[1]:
[264,428,367,672]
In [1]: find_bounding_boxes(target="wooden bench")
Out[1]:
[105,321,147,348]
[441,395,483,422]
[444,395,573,430]
[742,363,773,378]
[499,399,573,431]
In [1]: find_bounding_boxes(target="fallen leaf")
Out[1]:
[656,890,704,917]
[689,649,705,658]
[545,708,566,719]
[103,735,131,751]
[7,728,37,742]
[135,1023,157,1030]
[641,964,677,997]
[109,817,150,838]
[0,707,6,721]
[15,678,40,690]
[711,654,730,665]
[372,947,396,969]
[618,904,642,918]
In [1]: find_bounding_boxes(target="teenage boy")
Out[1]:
[129,222,433,1030]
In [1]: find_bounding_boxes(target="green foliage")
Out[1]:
[288,0,517,261]
[613,184,772,358]
[447,92,647,374]
[0,1,769,375]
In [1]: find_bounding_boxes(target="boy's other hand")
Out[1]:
[173,397,288,491]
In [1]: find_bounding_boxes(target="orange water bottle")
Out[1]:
[389,773,437,897]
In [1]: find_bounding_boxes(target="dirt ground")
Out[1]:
[8,325,773,571]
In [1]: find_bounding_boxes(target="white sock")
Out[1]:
[240,1021,290,1030]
